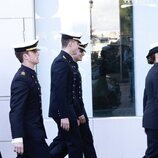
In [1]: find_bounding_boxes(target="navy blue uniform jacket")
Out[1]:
[143,63,158,129]
[9,65,47,139]
[71,61,86,117]
[49,50,78,120]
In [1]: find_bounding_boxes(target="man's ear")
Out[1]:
[68,40,73,47]
[23,53,29,60]
[155,53,158,58]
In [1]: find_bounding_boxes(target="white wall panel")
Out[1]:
[44,118,58,145]
[0,18,34,96]
[93,117,146,158]
[0,100,12,141]
[133,1,158,116]
[0,19,23,96]
[0,142,16,158]
[0,0,34,18]
[24,19,35,40]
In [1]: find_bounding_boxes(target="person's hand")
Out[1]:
[78,115,86,124]
[13,142,24,155]
[77,119,80,126]
[61,118,70,131]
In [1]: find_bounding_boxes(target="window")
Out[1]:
[91,0,135,117]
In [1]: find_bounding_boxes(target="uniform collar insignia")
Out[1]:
[63,55,66,60]
[21,71,26,76]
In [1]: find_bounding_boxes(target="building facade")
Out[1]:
[1,0,158,157]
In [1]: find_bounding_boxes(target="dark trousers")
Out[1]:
[49,119,97,158]
[52,118,83,158]
[17,139,50,158]
[0,152,2,158]
[49,135,67,158]
[79,121,97,158]
[144,128,158,158]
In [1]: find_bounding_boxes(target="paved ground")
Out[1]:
[93,82,135,117]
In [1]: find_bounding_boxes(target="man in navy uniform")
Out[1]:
[71,43,97,158]
[9,40,50,158]
[49,42,97,158]
[49,33,83,158]
[143,42,158,158]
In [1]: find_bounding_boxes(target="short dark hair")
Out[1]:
[147,54,155,64]
[15,51,28,63]
[61,38,71,48]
